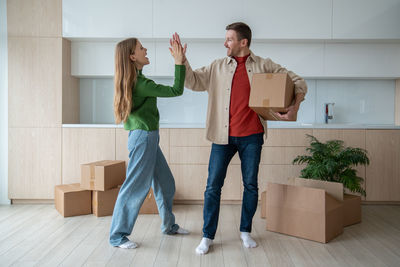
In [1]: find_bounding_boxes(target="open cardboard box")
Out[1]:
[265,178,362,243]
[249,73,295,121]
[266,179,344,243]
[289,177,362,227]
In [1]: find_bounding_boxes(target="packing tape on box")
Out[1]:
[263,99,270,107]
[90,180,94,188]
[264,73,273,79]
[90,165,95,179]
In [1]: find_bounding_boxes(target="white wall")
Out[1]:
[0,0,10,204]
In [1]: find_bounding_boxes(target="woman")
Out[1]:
[110,38,189,249]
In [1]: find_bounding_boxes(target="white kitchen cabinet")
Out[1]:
[333,0,400,39]
[70,40,156,77]
[155,40,227,76]
[324,42,400,78]
[251,42,325,77]
[62,0,153,38]
[153,0,244,38]
[244,0,332,39]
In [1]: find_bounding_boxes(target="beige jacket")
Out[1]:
[184,51,307,145]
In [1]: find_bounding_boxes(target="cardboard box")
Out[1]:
[92,186,120,217]
[261,190,266,219]
[139,189,158,214]
[81,160,126,191]
[55,183,92,217]
[288,177,344,201]
[343,194,361,226]
[249,73,295,121]
[266,182,343,243]
[288,178,361,227]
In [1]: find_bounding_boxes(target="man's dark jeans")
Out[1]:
[202,133,264,239]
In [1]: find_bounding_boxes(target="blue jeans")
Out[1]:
[203,133,264,239]
[109,129,179,246]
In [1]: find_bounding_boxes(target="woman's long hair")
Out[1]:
[114,38,138,124]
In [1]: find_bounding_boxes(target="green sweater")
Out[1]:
[124,65,186,131]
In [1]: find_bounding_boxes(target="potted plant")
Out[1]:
[292,134,369,196]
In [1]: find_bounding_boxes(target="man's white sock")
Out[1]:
[118,240,138,249]
[195,237,213,254]
[176,227,190,234]
[240,232,257,248]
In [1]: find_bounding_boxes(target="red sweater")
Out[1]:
[229,55,264,137]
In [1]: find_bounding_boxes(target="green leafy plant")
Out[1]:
[292,134,369,196]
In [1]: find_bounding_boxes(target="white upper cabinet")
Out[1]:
[333,0,400,39]
[71,40,156,77]
[62,0,153,38]
[243,0,332,39]
[153,0,244,38]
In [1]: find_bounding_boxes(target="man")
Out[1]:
[172,22,307,254]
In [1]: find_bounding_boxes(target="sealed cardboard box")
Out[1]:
[260,190,266,219]
[55,183,91,217]
[249,73,295,121]
[343,194,361,226]
[139,189,158,214]
[81,160,126,191]
[266,182,343,243]
[92,186,120,217]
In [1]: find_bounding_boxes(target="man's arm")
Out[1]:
[183,60,212,92]
[277,93,305,121]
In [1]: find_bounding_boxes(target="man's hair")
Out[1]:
[226,22,252,47]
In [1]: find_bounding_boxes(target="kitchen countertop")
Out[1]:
[62,123,400,129]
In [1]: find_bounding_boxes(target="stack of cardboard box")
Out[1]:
[55,160,158,217]
[80,160,125,217]
[260,178,362,243]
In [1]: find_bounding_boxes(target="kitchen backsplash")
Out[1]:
[79,78,396,125]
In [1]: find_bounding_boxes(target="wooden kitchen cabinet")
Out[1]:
[8,37,62,128]
[366,130,400,201]
[8,128,62,199]
[264,129,313,147]
[169,129,242,200]
[62,128,116,184]
[7,0,62,37]
[7,0,65,201]
[116,128,170,164]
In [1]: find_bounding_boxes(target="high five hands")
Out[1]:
[169,32,187,64]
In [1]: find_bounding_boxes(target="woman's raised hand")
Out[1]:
[170,32,187,63]
[169,39,184,65]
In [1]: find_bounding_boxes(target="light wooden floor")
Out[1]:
[0,204,400,267]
